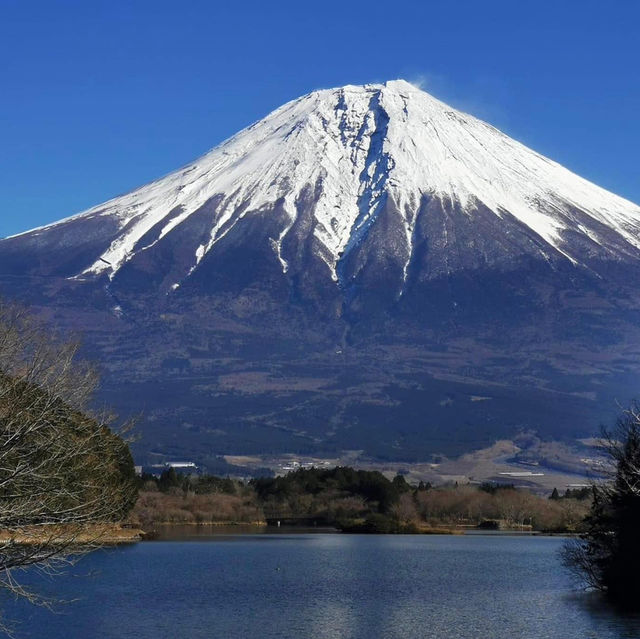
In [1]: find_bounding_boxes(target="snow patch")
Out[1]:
[16,79,640,286]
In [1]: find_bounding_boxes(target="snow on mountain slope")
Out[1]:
[5,81,640,463]
[11,79,640,287]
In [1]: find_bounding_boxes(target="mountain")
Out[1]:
[2,80,640,466]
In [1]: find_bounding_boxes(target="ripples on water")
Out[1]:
[7,533,640,638]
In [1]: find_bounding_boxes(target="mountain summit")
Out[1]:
[2,81,640,466]
[7,80,640,300]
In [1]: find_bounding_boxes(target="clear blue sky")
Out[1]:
[1,0,638,238]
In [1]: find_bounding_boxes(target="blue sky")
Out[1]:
[1,0,638,238]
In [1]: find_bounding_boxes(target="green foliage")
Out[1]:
[0,298,138,629]
[392,474,411,493]
[0,372,138,525]
[251,466,405,514]
[158,468,180,491]
[338,513,419,534]
[479,482,515,494]
[140,472,242,496]
[133,465,591,534]
[563,487,592,501]
[563,404,640,608]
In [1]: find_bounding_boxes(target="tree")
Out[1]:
[0,301,137,626]
[562,404,640,608]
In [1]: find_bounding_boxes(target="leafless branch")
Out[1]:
[0,300,137,634]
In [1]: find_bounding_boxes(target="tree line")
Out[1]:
[129,465,591,534]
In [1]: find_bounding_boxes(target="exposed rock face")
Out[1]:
[1,80,640,463]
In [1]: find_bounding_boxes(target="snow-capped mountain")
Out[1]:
[1,80,640,465]
[6,80,640,296]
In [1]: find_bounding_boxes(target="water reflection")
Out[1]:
[566,590,640,639]
[6,534,640,639]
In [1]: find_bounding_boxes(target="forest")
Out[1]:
[129,466,591,534]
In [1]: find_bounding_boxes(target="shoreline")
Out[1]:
[138,521,574,540]
[0,524,145,546]
[1,522,577,545]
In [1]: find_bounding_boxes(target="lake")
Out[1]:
[6,533,640,638]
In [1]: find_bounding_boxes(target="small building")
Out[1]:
[166,461,198,471]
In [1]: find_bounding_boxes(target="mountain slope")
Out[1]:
[6,80,640,288]
[1,80,640,465]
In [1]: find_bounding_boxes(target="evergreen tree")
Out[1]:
[563,404,640,608]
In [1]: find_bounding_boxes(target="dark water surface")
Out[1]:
[7,534,640,638]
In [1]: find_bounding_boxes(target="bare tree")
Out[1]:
[562,404,640,608]
[391,492,418,524]
[0,301,137,630]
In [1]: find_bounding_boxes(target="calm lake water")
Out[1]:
[7,533,640,639]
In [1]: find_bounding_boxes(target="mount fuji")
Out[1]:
[2,80,640,466]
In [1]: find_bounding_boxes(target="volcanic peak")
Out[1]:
[10,80,640,288]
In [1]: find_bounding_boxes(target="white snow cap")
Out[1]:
[18,79,640,280]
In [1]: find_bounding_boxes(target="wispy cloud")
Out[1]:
[402,70,513,132]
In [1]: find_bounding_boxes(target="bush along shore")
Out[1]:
[126,467,591,536]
